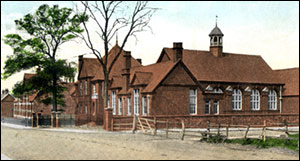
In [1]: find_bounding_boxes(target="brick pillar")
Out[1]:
[56,112,61,128]
[104,108,113,131]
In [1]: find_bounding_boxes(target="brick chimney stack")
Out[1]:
[136,59,142,65]
[122,51,131,92]
[173,42,183,62]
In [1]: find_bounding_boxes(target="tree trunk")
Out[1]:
[53,71,57,112]
[103,71,109,109]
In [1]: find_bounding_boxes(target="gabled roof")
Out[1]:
[111,76,123,89]
[158,48,282,84]
[275,68,299,96]
[78,58,101,79]
[129,60,198,93]
[91,44,142,81]
[24,73,36,81]
[131,72,152,86]
[1,93,15,101]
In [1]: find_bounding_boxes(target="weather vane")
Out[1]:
[216,15,218,26]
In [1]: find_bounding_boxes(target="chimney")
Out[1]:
[78,55,83,74]
[136,59,142,65]
[173,42,183,62]
[2,89,9,95]
[122,51,131,92]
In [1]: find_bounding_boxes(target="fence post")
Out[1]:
[111,118,114,132]
[166,120,169,138]
[244,123,250,139]
[263,120,267,142]
[154,117,157,136]
[217,123,221,136]
[181,120,185,140]
[284,120,289,137]
[132,115,137,134]
[226,124,229,139]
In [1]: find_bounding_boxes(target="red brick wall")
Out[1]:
[282,96,299,114]
[1,96,14,118]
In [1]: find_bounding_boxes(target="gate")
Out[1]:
[39,115,51,127]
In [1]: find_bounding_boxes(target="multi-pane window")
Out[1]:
[112,91,116,115]
[134,89,139,116]
[80,82,83,96]
[85,81,88,95]
[92,85,96,95]
[251,89,260,110]
[118,98,122,115]
[142,96,147,116]
[205,100,210,114]
[127,97,131,116]
[232,89,242,110]
[213,100,219,114]
[268,90,277,110]
[189,89,197,114]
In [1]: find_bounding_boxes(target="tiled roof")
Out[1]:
[130,61,178,93]
[78,58,101,79]
[131,72,153,86]
[159,48,283,84]
[91,44,142,81]
[209,25,224,36]
[24,73,36,81]
[111,76,123,89]
[275,68,299,96]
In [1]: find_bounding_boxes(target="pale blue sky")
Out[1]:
[1,1,299,91]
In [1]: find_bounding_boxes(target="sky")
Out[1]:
[1,1,299,92]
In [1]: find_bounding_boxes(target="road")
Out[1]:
[1,125,299,160]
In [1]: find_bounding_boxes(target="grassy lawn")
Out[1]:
[224,134,299,151]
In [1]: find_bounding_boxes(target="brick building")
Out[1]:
[75,23,299,128]
[13,73,77,120]
[1,89,15,118]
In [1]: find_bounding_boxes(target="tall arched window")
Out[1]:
[232,89,242,110]
[268,90,277,110]
[251,89,260,110]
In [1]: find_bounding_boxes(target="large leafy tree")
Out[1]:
[2,4,88,111]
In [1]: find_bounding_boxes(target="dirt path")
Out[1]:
[1,126,298,160]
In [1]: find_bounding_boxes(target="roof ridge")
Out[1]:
[274,67,299,71]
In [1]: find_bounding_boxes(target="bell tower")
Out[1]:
[209,16,224,57]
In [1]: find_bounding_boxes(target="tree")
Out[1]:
[75,1,157,109]
[1,4,88,111]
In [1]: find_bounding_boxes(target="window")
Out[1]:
[213,100,219,114]
[134,89,139,116]
[232,89,242,110]
[118,98,122,115]
[85,81,88,95]
[80,82,83,96]
[92,85,96,95]
[189,89,197,114]
[112,91,116,115]
[205,100,210,114]
[85,105,87,114]
[127,97,131,116]
[107,96,110,108]
[142,96,147,116]
[268,90,277,110]
[251,89,260,110]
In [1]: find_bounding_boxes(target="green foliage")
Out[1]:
[2,4,87,109]
[224,135,299,151]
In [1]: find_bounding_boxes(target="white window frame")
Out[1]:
[251,89,260,110]
[112,91,116,115]
[127,97,131,116]
[134,89,139,116]
[232,89,242,110]
[80,82,83,96]
[147,96,151,115]
[205,100,210,114]
[118,97,122,115]
[142,96,147,116]
[189,89,197,115]
[268,90,277,110]
[85,105,88,114]
[213,100,219,114]
[85,81,88,95]
[92,85,96,95]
